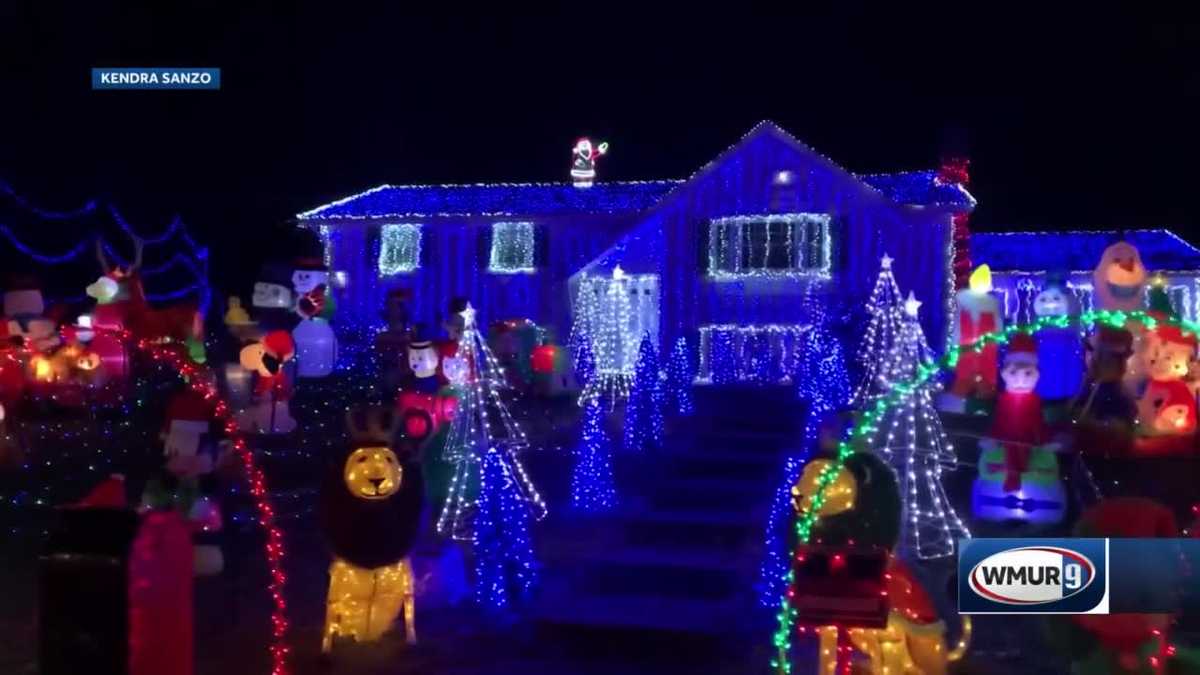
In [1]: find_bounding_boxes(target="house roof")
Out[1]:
[857,170,976,209]
[971,229,1200,273]
[296,121,976,221]
[296,180,684,220]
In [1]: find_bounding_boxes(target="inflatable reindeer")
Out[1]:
[90,236,203,344]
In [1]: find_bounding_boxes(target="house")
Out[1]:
[297,122,975,382]
[971,229,1200,323]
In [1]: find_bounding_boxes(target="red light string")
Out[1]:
[138,338,292,675]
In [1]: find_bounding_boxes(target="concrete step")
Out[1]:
[531,573,750,634]
[646,477,768,512]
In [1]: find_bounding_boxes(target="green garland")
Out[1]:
[770,310,1200,674]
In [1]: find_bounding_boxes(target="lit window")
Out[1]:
[489,221,536,273]
[707,213,831,279]
[377,223,421,275]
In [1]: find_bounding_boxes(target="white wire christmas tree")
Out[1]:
[850,254,906,406]
[438,302,548,541]
[867,292,969,560]
[577,266,637,409]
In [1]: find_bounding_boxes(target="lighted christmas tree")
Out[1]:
[850,254,906,406]
[869,292,968,560]
[760,307,850,605]
[665,336,695,415]
[624,335,663,453]
[578,267,637,408]
[570,397,618,513]
[437,303,547,541]
[474,446,538,609]
[796,308,851,410]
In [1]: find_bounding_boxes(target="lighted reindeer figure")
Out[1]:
[90,236,203,344]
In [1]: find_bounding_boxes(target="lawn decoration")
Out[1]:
[236,330,297,434]
[1034,273,1085,402]
[789,452,971,675]
[1043,498,1186,675]
[92,236,204,347]
[945,265,1002,411]
[1133,323,1198,456]
[320,406,426,653]
[972,333,1066,524]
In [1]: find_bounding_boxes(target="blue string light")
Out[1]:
[0,224,90,264]
[0,180,98,219]
[623,335,663,453]
[756,414,819,607]
[473,445,539,611]
[665,336,694,415]
[570,397,617,513]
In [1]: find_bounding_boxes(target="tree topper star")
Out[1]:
[904,291,922,318]
[459,302,477,328]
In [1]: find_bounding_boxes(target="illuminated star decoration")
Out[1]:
[880,252,893,270]
[459,302,477,329]
[904,291,922,318]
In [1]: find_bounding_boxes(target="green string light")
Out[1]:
[770,309,1199,674]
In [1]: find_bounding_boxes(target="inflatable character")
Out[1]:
[1075,326,1138,432]
[320,406,428,653]
[973,334,1066,524]
[292,257,335,321]
[5,276,60,352]
[91,237,204,347]
[790,453,970,675]
[945,265,1003,410]
[236,331,297,434]
[1093,241,1148,312]
[141,389,226,576]
[1034,274,1085,401]
[251,263,298,333]
[1134,324,1197,456]
[1043,498,1190,674]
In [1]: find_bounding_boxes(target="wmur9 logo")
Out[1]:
[959,539,1109,614]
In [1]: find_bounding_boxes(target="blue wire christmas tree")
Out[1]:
[571,397,618,513]
[665,336,695,415]
[759,306,850,605]
[795,309,850,409]
[624,335,663,452]
[474,446,539,610]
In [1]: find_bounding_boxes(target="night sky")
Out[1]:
[2,6,1199,296]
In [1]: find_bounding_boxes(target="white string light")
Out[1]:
[865,292,969,560]
[573,267,658,408]
[488,221,536,274]
[377,223,422,275]
[437,303,547,540]
[707,213,831,280]
[695,324,807,385]
[850,254,905,406]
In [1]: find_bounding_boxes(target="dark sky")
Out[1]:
[2,6,1200,295]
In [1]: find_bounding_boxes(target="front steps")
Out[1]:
[532,385,804,635]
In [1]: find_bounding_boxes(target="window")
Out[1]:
[489,221,536,273]
[377,223,422,275]
[707,213,831,278]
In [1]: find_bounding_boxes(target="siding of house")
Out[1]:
[315,212,639,337]
[574,127,955,351]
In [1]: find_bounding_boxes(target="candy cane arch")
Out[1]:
[769,309,1198,674]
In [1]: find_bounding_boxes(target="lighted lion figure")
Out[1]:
[319,406,429,653]
[792,454,971,675]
